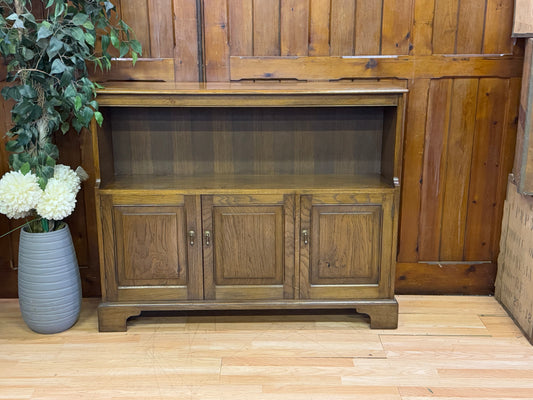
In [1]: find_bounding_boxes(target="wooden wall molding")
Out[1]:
[230,55,524,81]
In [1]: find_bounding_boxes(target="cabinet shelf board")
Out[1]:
[98,174,395,194]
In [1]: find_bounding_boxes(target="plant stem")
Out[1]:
[0,217,41,239]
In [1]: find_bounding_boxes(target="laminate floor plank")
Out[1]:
[0,296,532,399]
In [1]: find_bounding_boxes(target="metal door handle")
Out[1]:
[302,229,309,245]
[204,230,211,246]
[188,230,195,246]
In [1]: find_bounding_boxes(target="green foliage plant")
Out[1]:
[0,0,141,232]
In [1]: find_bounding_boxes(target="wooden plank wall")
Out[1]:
[0,0,523,296]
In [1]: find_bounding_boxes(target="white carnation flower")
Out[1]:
[53,164,81,194]
[0,171,41,219]
[36,178,77,220]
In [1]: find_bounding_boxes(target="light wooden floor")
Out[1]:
[1,296,532,400]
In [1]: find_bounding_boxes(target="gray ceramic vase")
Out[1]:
[18,225,82,334]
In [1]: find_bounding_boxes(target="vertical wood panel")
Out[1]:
[456,0,486,54]
[381,0,413,55]
[398,79,430,263]
[464,78,509,261]
[147,0,174,58]
[354,0,382,55]
[253,0,280,56]
[432,0,459,54]
[213,111,234,174]
[204,0,230,81]
[229,0,253,56]
[309,0,331,56]
[418,79,453,261]
[330,0,356,56]
[483,0,514,54]
[491,77,520,258]
[120,0,151,58]
[174,0,200,81]
[439,79,478,260]
[411,0,435,55]
[281,0,309,56]
[173,109,194,175]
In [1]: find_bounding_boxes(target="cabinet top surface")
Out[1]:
[96,81,408,96]
[95,81,407,107]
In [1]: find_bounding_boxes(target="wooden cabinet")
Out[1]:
[93,82,406,332]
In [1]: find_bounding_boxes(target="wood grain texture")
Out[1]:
[464,79,509,261]
[147,0,174,58]
[253,0,280,56]
[355,0,383,55]
[513,0,533,36]
[397,79,430,263]
[396,262,498,295]
[4,295,533,398]
[119,0,150,57]
[309,0,331,56]
[439,79,478,260]
[456,0,486,54]
[381,0,413,55]
[173,0,200,81]
[330,0,356,56]
[432,0,460,54]
[483,0,514,54]
[228,0,253,56]
[418,79,453,261]
[281,0,309,56]
[203,0,230,81]
[300,193,397,301]
[114,206,185,286]
[0,0,525,299]
[310,204,381,284]
[229,55,524,80]
[411,0,435,55]
[106,106,385,178]
[514,40,533,194]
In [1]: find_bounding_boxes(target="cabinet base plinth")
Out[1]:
[97,299,398,332]
[98,304,142,332]
[355,302,399,329]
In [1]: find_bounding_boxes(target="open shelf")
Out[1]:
[99,173,394,194]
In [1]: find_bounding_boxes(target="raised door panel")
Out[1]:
[114,206,186,286]
[310,204,381,285]
[202,194,295,300]
[300,193,395,300]
[99,194,203,302]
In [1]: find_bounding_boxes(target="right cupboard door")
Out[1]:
[299,193,396,300]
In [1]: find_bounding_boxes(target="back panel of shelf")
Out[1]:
[107,106,386,177]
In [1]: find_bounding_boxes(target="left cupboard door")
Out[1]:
[98,194,203,302]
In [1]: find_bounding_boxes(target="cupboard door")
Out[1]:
[202,194,295,300]
[299,194,395,299]
[100,194,203,302]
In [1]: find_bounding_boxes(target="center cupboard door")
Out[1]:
[201,194,295,301]
[299,193,396,300]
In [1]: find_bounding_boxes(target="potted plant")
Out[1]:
[0,0,141,333]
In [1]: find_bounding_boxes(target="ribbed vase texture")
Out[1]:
[18,225,82,334]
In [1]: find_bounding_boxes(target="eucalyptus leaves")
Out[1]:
[0,0,141,231]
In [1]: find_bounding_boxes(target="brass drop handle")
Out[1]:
[204,230,211,246]
[188,230,195,246]
[302,229,309,245]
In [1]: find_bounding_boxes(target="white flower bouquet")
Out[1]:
[0,164,88,233]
